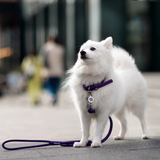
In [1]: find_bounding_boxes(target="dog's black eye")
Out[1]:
[90,47,96,51]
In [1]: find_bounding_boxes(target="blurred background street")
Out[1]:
[1,0,160,99]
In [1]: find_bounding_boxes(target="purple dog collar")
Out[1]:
[83,78,113,114]
[83,78,113,91]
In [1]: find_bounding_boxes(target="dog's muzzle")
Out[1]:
[80,50,87,59]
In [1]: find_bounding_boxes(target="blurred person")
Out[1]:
[21,49,44,105]
[39,36,64,105]
[0,61,6,96]
[6,71,22,94]
[0,74,5,97]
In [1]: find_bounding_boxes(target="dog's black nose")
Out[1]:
[80,50,86,56]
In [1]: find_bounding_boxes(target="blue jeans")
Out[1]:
[44,77,60,99]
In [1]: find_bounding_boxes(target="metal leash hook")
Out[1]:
[87,88,96,113]
[2,117,113,150]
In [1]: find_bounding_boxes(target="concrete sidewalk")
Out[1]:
[0,73,160,160]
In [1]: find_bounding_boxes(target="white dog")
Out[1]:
[65,37,149,148]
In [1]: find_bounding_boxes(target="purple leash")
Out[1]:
[2,116,113,150]
[2,78,113,150]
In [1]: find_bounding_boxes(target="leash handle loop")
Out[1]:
[2,139,59,150]
[2,116,113,150]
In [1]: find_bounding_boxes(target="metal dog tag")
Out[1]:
[88,95,94,103]
[86,90,94,112]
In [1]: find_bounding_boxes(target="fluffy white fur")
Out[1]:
[65,37,149,148]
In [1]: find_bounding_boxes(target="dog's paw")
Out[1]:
[73,142,86,148]
[114,136,124,140]
[91,142,101,148]
[142,134,150,139]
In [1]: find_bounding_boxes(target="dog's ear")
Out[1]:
[87,40,92,43]
[101,37,113,49]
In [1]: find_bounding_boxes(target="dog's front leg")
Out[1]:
[74,111,91,147]
[91,113,108,148]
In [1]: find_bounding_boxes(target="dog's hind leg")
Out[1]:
[139,116,149,139]
[114,109,127,140]
[132,108,149,139]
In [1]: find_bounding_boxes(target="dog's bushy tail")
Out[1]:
[112,46,136,70]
